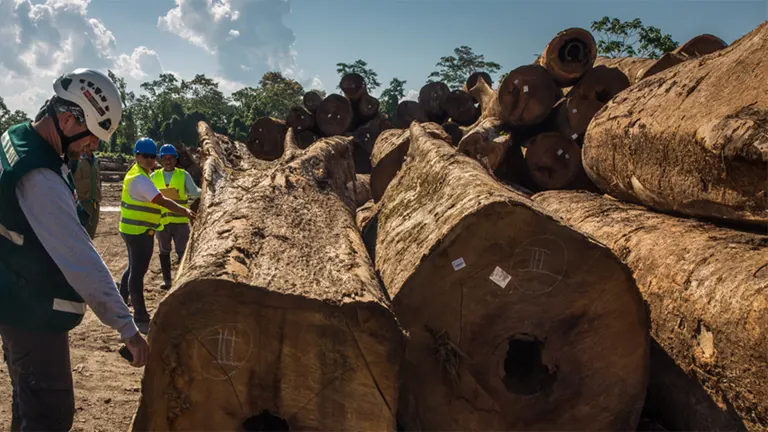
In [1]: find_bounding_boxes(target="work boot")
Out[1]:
[159,253,172,290]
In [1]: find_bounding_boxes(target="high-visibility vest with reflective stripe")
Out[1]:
[151,168,189,225]
[0,122,87,333]
[119,163,164,235]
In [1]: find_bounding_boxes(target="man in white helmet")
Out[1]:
[0,69,149,430]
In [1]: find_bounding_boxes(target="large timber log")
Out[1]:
[533,190,768,431]
[132,125,403,431]
[445,89,478,126]
[457,117,511,171]
[303,91,323,113]
[537,28,597,87]
[354,113,391,154]
[347,174,372,208]
[463,71,493,97]
[247,117,286,161]
[396,100,427,128]
[583,23,768,225]
[376,122,649,431]
[316,94,353,137]
[418,82,451,123]
[522,132,595,191]
[441,121,464,146]
[356,93,381,123]
[286,106,315,132]
[553,65,630,140]
[340,73,366,101]
[673,34,728,58]
[474,65,558,127]
[369,124,451,202]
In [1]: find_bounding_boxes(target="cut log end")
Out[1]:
[247,117,286,161]
[418,81,451,123]
[673,34,728,58]
[469,77,496,113]
[357,93,381,122]
[445,90,478,126]
[497,65,558,126]
[339,73,366,101]
[286,106,316,133]
[441,122,464,146]
[302,91,323,112]
[396,100,427,128]
[465,71,493,93]
[523,132,584,190]
[638,52,687,81]
[540,27,597,86]
[457,118,511,171]
[316,94,353,137]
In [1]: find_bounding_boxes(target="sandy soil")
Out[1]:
[0,182,175,431]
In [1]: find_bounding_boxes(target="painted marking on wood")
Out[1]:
[196,324,252,380]
[510,236,567,294]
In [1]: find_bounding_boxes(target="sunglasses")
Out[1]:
[137,153,157,159]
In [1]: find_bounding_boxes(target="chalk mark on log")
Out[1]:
[344,322,396,419]
[285,366,357,422]
[191,329,246,415]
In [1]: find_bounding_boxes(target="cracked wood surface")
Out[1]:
[583,23,768,225]
[534,190,768,431]
[375,122,649,430]
[132,124,403,431]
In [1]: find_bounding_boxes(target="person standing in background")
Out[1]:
[70,143,102,238]
[150,144,201,290]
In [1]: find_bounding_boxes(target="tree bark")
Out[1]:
[286,106,316,133]
[303,91,323,113]
[457,117,511,172]
[340,73,366,101]
[553,65,630,140]
[673,34,728,58]
[522,132,595,191]
[533,190,768,432]
[637,52,686,81]
[463,71,493,100]
[347,174,372,208]
[418,82,451,123]
[369,124,451,203]
[396,100,427,128]
[583,23,768,225]
[247,117,286,161]
[176,144,203,186]
[375,122,649,431]
[445,89,478,126]
[478,65,558,127]
[537,27,597,87]
[132,124,403,432]
[316,94,353,137]
[592,57,656,85]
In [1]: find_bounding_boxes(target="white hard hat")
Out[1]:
[52,69,122,142]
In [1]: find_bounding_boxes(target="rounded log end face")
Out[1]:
[316,94,353,136]
[247,117,286,161]
[138,282,403,432]
[561,93,606,137]
[524,132,583,190]
[358,94,381,120]
[418,82,451,122]
[573,65,630,103]
[499,65,558,127]
[441,122,464,146]
[396,100,427,128]
[390,201,649,430]
[303,91,323,112]
[543,27,598,86]
[286,106,316,132]
[638,52,686,81]
[466,72,493,94]
[446,90,478,126]
[340,73,366,100]
[297,130,320,150]
[674,34,728,58]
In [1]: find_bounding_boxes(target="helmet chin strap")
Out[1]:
[47,105,92,164]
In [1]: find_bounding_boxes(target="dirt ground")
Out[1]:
[0,182,175,431]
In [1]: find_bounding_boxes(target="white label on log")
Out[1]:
[489,266,512,289]
[452,257,466,271]
[523,86,529,93]
[514,79,519,85]
[565,154,570,159]
[571,134,578,140]
[557,149,563,156]
[572,108,578,113]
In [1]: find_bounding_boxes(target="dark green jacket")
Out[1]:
[0,122,88,333]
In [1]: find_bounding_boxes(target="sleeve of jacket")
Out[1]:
[16,168,138,340]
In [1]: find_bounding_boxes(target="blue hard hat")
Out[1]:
[159,144,178,158]
[133,138,157,155]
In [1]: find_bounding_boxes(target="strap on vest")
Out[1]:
[121,201,162,214]
[120,218,161,229]
[53,298,86,315]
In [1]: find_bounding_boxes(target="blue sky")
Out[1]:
[1,0,765,115]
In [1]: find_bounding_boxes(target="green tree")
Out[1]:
[106,70,137,154]
[379,78,407,119]
[336,60,381,91]
[428,46,501,90]
[181,74,234,133]
[0,96,31,134]
[591,17,679,59]
[253,71,305,119]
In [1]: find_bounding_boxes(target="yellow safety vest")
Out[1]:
[151,168,189,225]
[119,163,164,235]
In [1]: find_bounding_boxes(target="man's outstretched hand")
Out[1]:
[125,331,150,367]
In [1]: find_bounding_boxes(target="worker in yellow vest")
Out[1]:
[119,138,195,334]
[150,144,201,290]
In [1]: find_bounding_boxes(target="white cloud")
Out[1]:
[400,89,419,103]
[310,76,324,91]
[0,0,164,115]
[115,46,164,81]
[158,0,297,84]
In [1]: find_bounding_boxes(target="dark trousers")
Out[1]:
[80,200,100,239]
[156,222,190,261]
[120,232,154,324]
[0,325,74,431]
